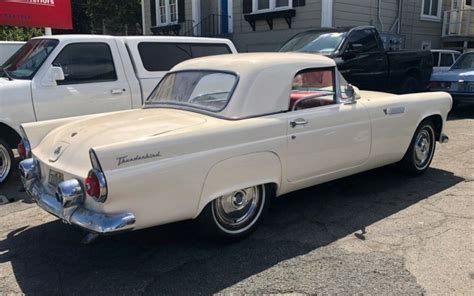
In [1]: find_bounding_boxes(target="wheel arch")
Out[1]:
[417,113,443,141]
[0,122,21,149]
[195,151,282,218]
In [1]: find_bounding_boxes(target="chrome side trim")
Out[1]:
[383,106,406,115]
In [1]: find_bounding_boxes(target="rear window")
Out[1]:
[440,53,454,67]
[138,42,232,72]
[146,70,237,112]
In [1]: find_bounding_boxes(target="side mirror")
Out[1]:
[51,66,65,81]
[41,66,65,87]
[344,84,360,105]
[342,50,356,60]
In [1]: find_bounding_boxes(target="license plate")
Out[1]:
[48,169,64,189]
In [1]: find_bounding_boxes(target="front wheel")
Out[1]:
[398,119,436,176]
[198,184,272,241]
[0,139,14,185]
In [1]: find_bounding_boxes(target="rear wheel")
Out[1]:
[398,119,436,176]
[0,139,14,185]
[199,184,271,241]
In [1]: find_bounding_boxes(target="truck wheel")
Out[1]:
[198,184,272,242]
[0,139,14,185]
[401,76,419,94]
[398,119,436,176]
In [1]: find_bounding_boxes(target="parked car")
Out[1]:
[431,49,461,72]
[0,41,25,65]
[0,35,237,184]
[279,26,433,94]
[18,53,451,243]
[430,51,474,106]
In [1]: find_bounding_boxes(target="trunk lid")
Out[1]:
[33,108,207,174]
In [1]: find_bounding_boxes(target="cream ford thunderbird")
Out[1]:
[19,53,451,242]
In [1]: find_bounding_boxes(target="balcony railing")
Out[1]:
[183,14,232,37]
[442,8,474,37]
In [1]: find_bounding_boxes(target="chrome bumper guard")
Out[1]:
[440,133,449,144]
[19,159,135,234]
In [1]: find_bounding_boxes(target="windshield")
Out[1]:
[451,53,474,70]
[279,31,346,54]
[1,39,59,80]
[146,71,237,112]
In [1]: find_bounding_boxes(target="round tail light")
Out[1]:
[85,169,107,202]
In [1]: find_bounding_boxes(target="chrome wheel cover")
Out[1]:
[0,144,11,183]
[212,185,264,233]
[414,127,433,170]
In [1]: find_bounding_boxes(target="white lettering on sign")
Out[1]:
[0,0,55,6]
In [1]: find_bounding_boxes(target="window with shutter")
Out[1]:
[251,0,293,13]
[243,0,302,30]
[152,0,184,26]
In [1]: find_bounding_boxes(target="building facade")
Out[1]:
[142,0,473,51]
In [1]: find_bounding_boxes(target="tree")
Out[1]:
[0,26,43,41]
[0,0,142,40]
[55,0,142,35]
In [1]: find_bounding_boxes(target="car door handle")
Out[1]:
[111,88,124,95]
[290,118,308,128]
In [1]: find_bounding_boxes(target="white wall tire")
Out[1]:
[398,119,436,176]
[0,139,14,185]
[199,184,272,241]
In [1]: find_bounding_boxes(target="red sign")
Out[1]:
[0,0,72,29]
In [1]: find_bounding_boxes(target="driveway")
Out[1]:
[0,106,472,295]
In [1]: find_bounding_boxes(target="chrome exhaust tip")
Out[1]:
[440,133,449,144]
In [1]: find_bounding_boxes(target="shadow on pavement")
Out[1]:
[0,166,464,295]
[448,103,474,121]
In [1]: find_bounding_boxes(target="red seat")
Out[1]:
[289,90,334,110]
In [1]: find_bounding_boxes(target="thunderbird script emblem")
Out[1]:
[116,151,161,166]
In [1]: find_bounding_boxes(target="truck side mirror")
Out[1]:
[42,66,65,87]
[51,66,65,81]
[342,50,356,60]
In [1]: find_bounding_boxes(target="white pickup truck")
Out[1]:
[0,41,25,65]
[0,35,237,184]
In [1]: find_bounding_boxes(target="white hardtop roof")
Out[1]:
[170,53,338,119]
[32,34,233,44]
[172,52,336,73]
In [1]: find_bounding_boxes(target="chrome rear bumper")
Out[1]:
[19,159,135,234]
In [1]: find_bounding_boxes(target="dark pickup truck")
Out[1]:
[279,26,433,93]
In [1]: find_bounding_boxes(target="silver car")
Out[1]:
[430,52,474,106]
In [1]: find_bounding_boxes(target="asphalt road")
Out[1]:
[0,106,472,295]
